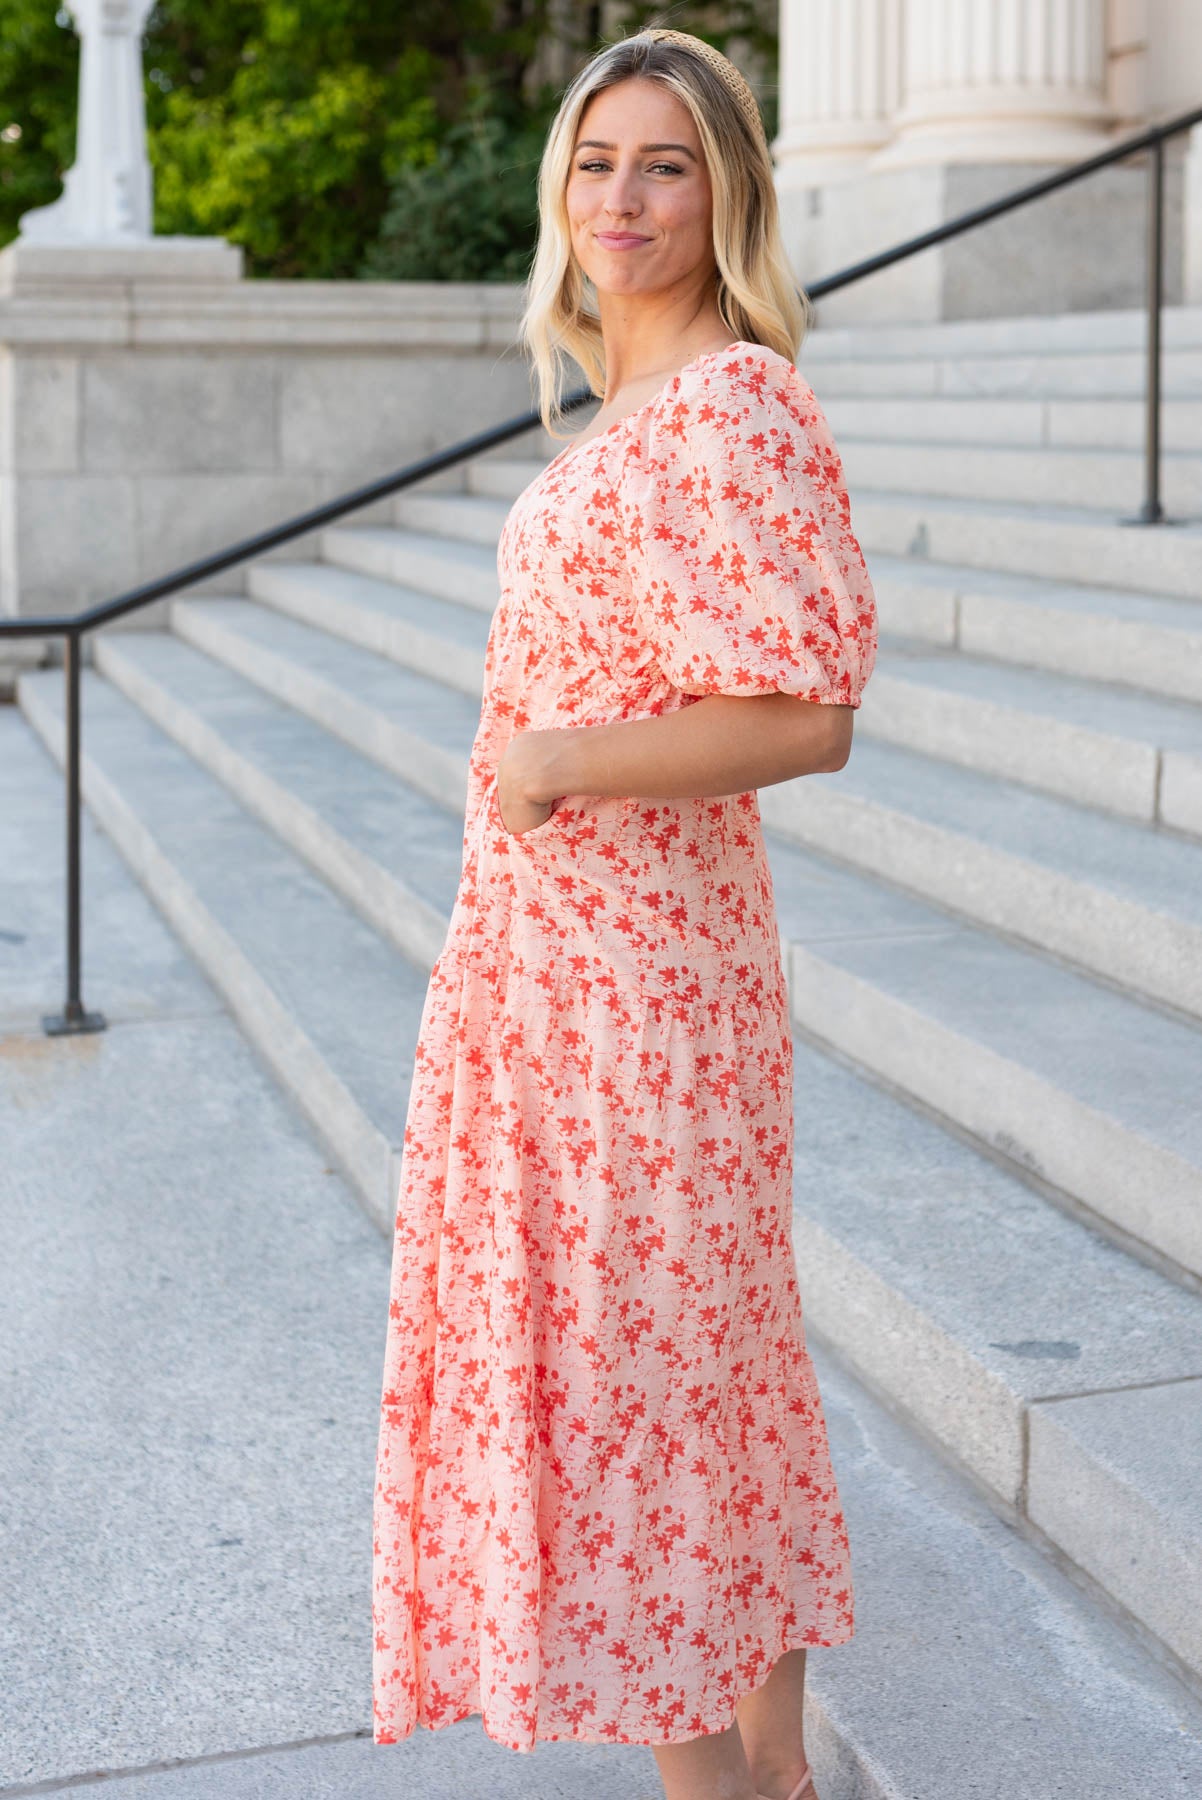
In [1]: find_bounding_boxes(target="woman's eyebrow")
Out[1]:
[575,139,698,162]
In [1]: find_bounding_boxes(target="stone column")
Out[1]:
[19,0,157,242]
[871,0,1113,169]
[773,0,903,189]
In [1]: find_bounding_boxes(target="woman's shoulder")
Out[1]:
[644,338,820,444]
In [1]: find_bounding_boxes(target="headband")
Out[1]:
[639,27,768,151]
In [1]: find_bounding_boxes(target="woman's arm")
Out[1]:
[498,693,853,834]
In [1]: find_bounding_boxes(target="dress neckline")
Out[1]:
[546,340,744,472]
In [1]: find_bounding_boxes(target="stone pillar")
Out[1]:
[19,0,157,242]
[774,0,903,189]
[871,0,1113,169]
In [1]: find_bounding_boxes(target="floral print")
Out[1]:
[373,342,877,1754]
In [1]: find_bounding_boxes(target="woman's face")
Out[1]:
[565,77,716,301]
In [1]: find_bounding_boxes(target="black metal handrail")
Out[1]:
[5,98,1200,1033]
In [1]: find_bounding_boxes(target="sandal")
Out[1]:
[758,1767,814,1800]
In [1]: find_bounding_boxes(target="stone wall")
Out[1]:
[0,242,535,665]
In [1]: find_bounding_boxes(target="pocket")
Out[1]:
[488,775,562,841]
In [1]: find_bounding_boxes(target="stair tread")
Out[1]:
[21,667,428,1140]
[25,653,1202,1469]
[842,437,1202,466]
[872,637,1202,750]
[789,1025,1202,1392]
[253,559,493,652]
[1032,1378,1202,1533]
[807,1332,1202,1799]
[323,519,501,572]
[867,547,1202,631]
[160,587,1202,1160]
[797,300,1202,358]
[767,829,1202,1160]
[89,623,1202,1195]
[172,596,482,758]
[96,629,466,920]
[812,733,1202,928]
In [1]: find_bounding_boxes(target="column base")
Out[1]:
[777,154,1185,325]
[0,237,243,294]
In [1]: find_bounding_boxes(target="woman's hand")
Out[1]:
[496,728,567,835]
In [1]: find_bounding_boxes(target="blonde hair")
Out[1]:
[518,23,810,439]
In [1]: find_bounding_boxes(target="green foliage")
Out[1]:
[0,2,80,240]
[360,91,552,284]
[142,3,443,277]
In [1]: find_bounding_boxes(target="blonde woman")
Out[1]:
[373,23,877,1800]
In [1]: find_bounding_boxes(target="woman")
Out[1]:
[373,23,877,1800]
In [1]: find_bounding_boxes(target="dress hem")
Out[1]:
[372,1625,856,1755]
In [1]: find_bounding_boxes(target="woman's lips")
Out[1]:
[595,233,650,249]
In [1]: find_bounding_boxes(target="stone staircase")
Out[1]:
[16,302,1202,1796]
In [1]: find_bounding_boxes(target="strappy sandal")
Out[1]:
[758,1766,815,1800]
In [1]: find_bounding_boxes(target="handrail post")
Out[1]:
[1126,134,1169,525]
[43,629,106,1035]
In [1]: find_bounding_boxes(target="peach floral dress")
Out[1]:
[373,340,878,1754]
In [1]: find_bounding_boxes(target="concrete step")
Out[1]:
[92,627,464,972]
[835,437,1202,513]
[17,667,425,1231]
[801,345,1202,400]
[102,602,1202,1283]
[168,594,479,818]
[245,551,1202,828]
[764,732,1202,1025]
[770,830,1202,1283]
[857,641,1202,833]
[246,558,491,697]
[179,586,1202,1028]
[812,392,1202,453]
[798,301,1202,362]
[450,460,1202,601]
[318,522,499,612]
[20,647,1202,1703]
[863,555,1202,705]
[342,498,510,563]
[850,487,1202,600]
[314,506,1202,710]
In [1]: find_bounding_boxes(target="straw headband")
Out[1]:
[638,27,768,151]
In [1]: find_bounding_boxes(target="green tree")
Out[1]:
[0,2,79,240]
[142,3,443,278]
[360,87,552,284]
[141,1,559,276]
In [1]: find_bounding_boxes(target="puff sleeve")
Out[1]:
[621,350,877,706]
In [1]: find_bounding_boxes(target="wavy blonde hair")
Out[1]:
[518,24,810,440]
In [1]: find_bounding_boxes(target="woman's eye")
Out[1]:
[575,160,683,175]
